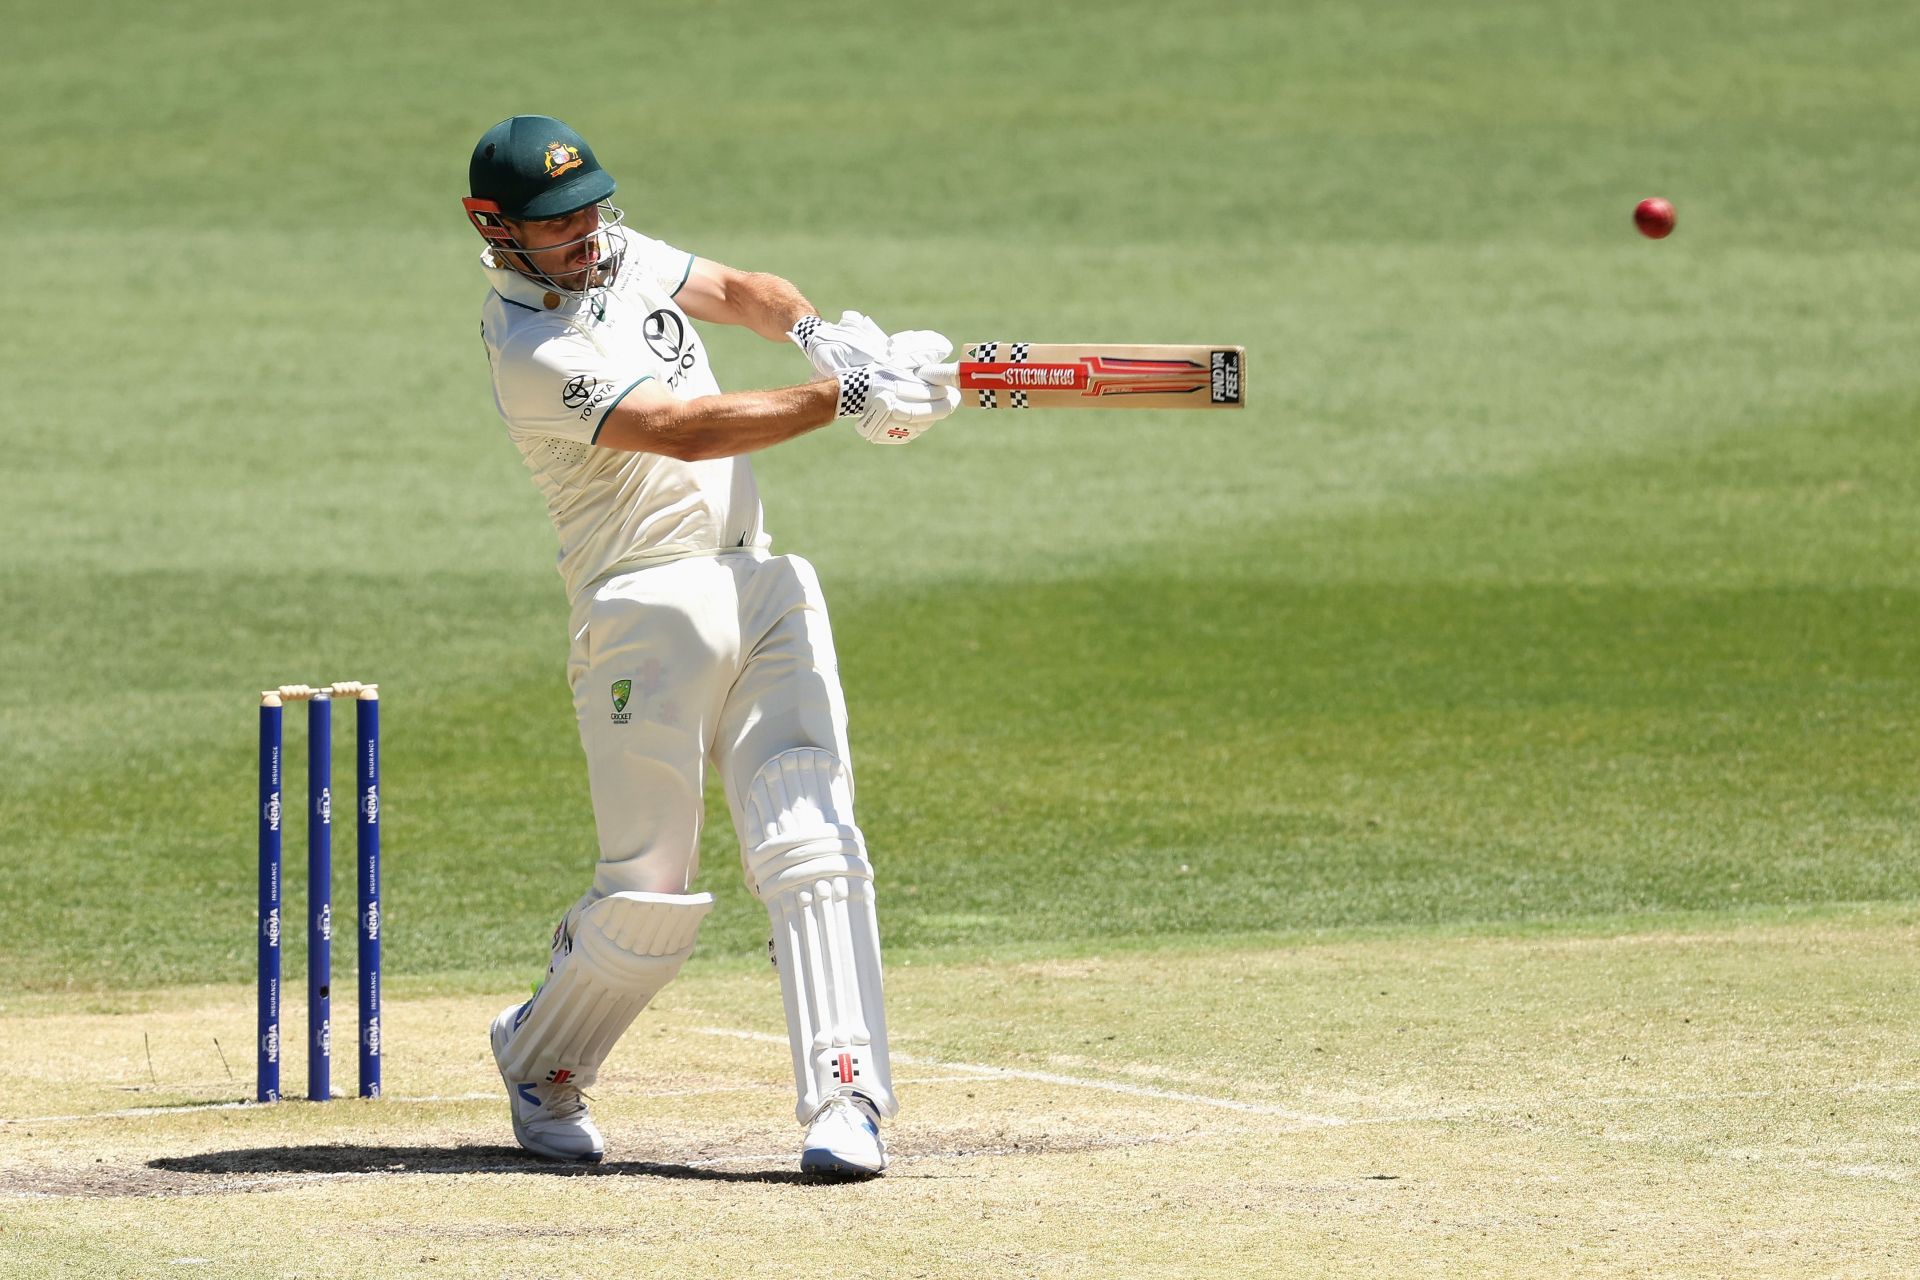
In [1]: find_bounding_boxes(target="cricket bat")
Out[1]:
[921,343,1245,410]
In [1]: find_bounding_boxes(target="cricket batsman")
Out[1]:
[463,114,957,1177]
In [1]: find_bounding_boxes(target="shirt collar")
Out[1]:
[481,247,589,315]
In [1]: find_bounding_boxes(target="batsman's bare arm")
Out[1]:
[596,380,838,461]
[595,257,840,459]
[675,258,815,341]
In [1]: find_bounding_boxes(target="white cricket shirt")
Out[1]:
[479,227,769,601]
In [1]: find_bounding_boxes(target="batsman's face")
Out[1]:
[505,205,604,291]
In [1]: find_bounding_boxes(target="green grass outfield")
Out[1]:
[1,1,1917,1271]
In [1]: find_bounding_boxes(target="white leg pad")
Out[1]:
[743,747,895,1123]
[496,890,713,1088]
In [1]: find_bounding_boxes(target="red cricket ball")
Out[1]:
[1634,197,1676,239]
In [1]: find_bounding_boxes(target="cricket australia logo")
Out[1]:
[542,141,583,179]
[610,678,633,724]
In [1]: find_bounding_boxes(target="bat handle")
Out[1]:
[918,363,959,387]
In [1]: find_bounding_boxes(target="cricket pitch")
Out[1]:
[3,911,1915,1278]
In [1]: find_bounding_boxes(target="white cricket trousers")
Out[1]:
[567,551,856,892]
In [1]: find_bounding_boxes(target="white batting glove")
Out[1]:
[835,363,962,445]
[884,328,953,373]
[792,311,890,376]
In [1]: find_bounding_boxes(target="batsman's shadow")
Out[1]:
[149,1144,819,1185]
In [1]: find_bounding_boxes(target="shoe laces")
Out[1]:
[531,1083,590,1122]
[814,1091,880,1131]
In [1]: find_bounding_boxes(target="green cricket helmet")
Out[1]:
[464,115,626,294]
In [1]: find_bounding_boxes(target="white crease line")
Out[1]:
[690,1026,1349,1126]
[1308,1080,1920,1129]
[891,1074,1016,1086]
[1567,1082,1920,1107]
[31,1037,1907,1133]
[6,1100,259,1125]
[2,1093,501,1126]
[2,1075,985,1128]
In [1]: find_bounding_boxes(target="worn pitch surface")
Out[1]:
[5,915,1917,1277]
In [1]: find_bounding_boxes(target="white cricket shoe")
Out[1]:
[801,1092,887,1178]
[490,1004,604,1163]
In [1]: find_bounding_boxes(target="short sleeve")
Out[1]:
[492,326,655,444]
[618,230,697,297]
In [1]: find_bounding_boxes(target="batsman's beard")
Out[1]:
[503,201,628,299]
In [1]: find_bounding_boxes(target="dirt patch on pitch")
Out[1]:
[0,1126,1185,1201]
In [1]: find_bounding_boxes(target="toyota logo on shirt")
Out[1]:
[561,375,599,409]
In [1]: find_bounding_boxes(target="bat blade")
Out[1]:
[923,343,1245,410]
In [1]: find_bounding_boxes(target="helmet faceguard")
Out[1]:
[464,195,629,299]
[465,115,625,301]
